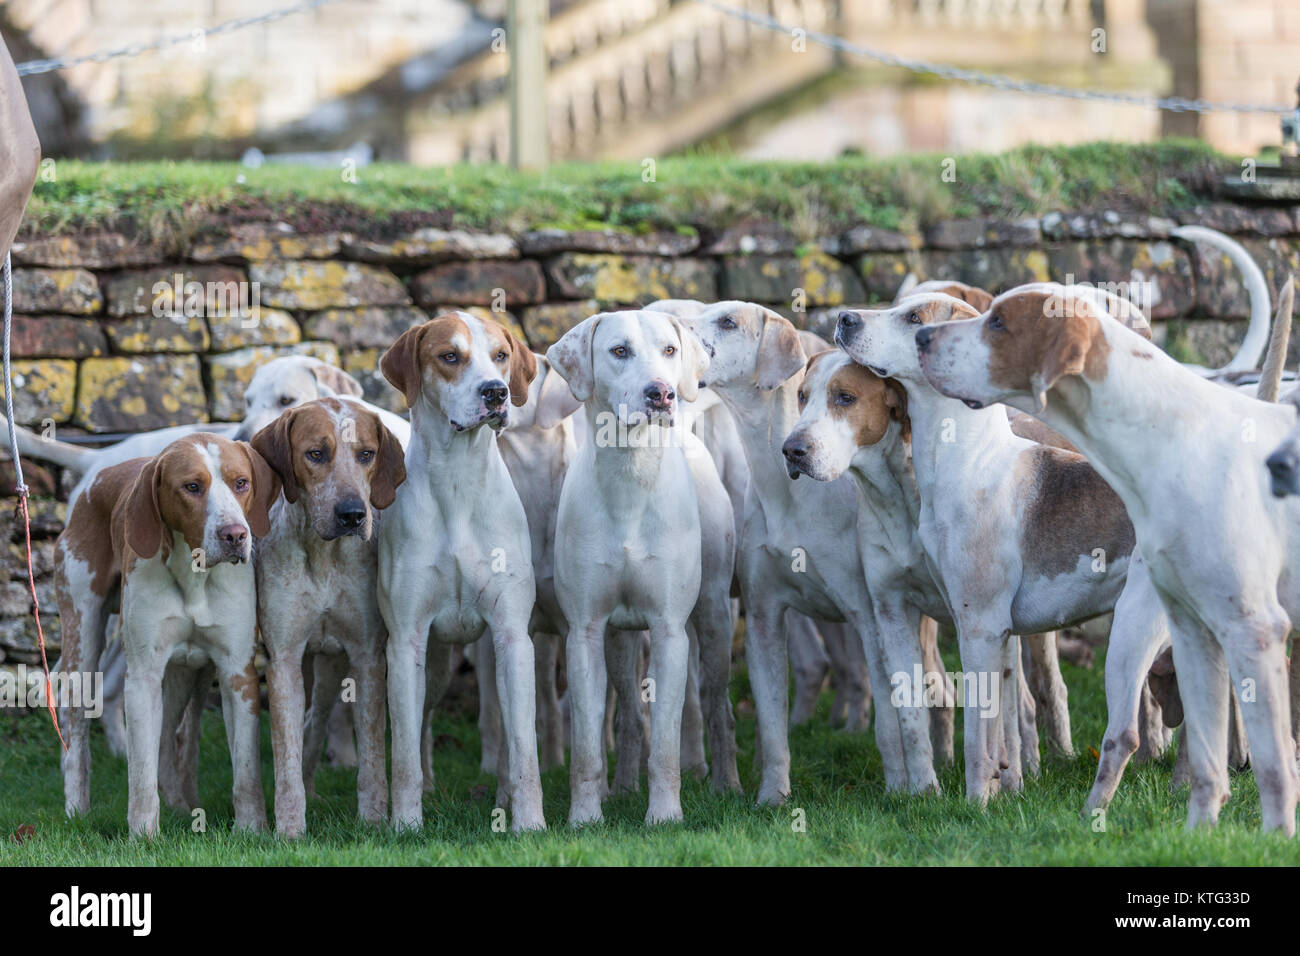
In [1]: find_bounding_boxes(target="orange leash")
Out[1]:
[16,492,65,750]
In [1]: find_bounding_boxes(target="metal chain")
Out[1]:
[693,0,1293,115]
[15,0,347,77]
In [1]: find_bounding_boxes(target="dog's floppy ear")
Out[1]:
[124,456,165,559]
[946,299,982,321]
[960,286,994,312]
[755,311,806,390]
[250,408,300,504]
[308,360,364,399]
[1032,297,1096,412]
[368,418,407,510]
[381,323,429,408]
[238,440,282,538]
[667,315,709,403]
[547,314,602,403]
[505,326,538,408]
[883,377,910,443]
[534,355,583,429]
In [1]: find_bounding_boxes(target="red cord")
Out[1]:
[17,491,65,751]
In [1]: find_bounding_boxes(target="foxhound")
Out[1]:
[53,434,280,835]
[250,397,407,838]
[681,301,938,802]
[916,284,1300,832]
[547,309,739,825]
[378,311,545,832]
[834,292,1170,801]
[32,357,403,763]
[474,353,581,777]
[647,300,869,729]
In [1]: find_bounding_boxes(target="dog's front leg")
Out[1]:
[386,626,430,829]
[217,652,267,833]
[266,642,310,837]
[350,646,389,825]
[952,627,1005,805]
[492,626,545,831]
[566,619,609,825]
[533,631,565,771]
[645,622,690,825]
[302,652,349,798]
[124,660,166,837]
[607,629,647,794]
[870,596,939,793]
[744,596,792,806]
[1025,631,1073,756]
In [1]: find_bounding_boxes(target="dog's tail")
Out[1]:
[0,413,97,473]
[1170,225,1271,374]
[1258,274,1296,403]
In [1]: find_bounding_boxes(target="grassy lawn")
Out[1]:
[3,639,1297,866]
[20,141,1228,252]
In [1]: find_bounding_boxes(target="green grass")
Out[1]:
[3,640,1297,866]
[21,141,1229,255]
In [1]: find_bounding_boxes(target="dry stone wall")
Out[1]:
[2,200,1300,671]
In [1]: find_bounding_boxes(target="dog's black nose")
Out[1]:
[782,437,808,461]
[916,326,934,353]
[335,499,367,529]
[837,311,860,333]
[644,382,675,408]
[480,380,509,408]
[1267,449,1297,496]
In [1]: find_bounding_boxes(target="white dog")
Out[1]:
[547,309,739,825]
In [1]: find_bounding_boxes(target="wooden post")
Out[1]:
[508,0,548,171]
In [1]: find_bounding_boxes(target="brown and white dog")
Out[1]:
[54,434,279,836]
[378,311,546,831]
[918,284,1300,831]
[251,397,407,838]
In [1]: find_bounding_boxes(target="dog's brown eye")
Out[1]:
[306,448,325,463]
[233,477,249,493]
[907,312,921,325]
[988,314,1005,331]
[184,482,202,494]
[718,315,736,330]
[836,392,857,406]
[495,351,507,362]
[279,395,294,407]
[664,345,676,357]
[441,352,458,364]
[610,346,627,358]
[357,449,374,464]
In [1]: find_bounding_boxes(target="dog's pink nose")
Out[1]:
[644,381,675,408]
[218,524,248,548]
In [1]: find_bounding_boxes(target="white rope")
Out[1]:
[693,0,1294,115]
[15,0,346,77]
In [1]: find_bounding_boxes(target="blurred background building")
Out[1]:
[4,0,1296,162]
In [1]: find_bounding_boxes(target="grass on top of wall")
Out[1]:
[4,640,1299,866]
[20,140,1229,255]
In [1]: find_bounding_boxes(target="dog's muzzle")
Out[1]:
[835,311,861,347]
[1267,448,1300,498]
[781,435,810,480]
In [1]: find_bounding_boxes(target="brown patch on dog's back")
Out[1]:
[1019,445,1134,579]
[1009,413,1077,452]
